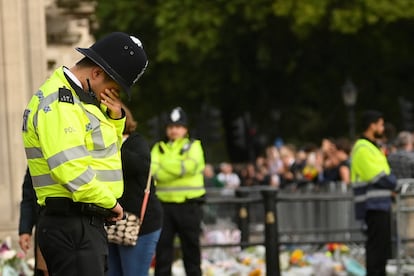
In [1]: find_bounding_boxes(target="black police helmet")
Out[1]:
[166,107,188,127]
[76,32,148,98]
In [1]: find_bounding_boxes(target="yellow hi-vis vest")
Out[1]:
[22,67,125,209]
[351,138,394,219]
[151,137,206,203]
[351,138,391,183]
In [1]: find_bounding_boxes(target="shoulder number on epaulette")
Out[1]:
[59,87,74,104]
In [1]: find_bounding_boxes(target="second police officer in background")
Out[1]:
[21,32,147,275]
[351,110,398,276]
[151,107,206,276]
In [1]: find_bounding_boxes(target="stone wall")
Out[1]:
[0,0,95,244]
[0,0,47,241]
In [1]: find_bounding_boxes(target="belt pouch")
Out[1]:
[44,197,72,215]
[80,203,114,218]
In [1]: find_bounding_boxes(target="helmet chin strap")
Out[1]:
[86,78,97,99]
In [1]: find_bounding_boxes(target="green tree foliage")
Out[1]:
[95,0,414,161]
[273,0,414,35]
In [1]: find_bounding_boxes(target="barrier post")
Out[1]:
[261,187,280,276]
[236,188,250,247]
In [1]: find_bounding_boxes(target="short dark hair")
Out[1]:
[334,137,352,155]
[76,57,113,82]
[361,110,383,131]
[76,57,96,67]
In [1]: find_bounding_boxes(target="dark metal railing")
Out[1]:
[202,183,365,276]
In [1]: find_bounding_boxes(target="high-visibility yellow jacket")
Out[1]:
[151,137,206,203]
[22,67,125,209]
[351,138,397,219]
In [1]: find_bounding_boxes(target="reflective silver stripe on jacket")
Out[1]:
[31,168,123,189]
[354,190,392,202]
[353,170,387,188]
[180,161,186,177]
[83,109,105,150]
[90,143,118,159]
[370,171,387,184]
[25,147,43,159]
[64,168,95,192]
[33,91,59,128]
[47,145,89,169]
[96,169,123,182]
[352,181,368,188]
[157,186,205,191]
[26,145,109,163]
[31,174,55,187]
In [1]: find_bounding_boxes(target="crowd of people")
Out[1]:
[204,137,353,192]
[204,128,414,194]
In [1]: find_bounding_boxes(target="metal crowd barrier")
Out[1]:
[392,178,414,275]
[276,182,365,245]
[202,182,366,276]
[200,179,414,275]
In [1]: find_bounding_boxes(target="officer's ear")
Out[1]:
[90,66,106,81]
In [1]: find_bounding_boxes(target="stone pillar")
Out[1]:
[0,0,46,238]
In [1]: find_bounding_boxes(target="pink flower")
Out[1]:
[16,251,26,259]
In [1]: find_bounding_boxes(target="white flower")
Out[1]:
[1,250,16,261]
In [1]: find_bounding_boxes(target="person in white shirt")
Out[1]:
[217,162,241,189]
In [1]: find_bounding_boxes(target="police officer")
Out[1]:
[151,107,206,276]
[22,32,147,275]
[351,110,397,276]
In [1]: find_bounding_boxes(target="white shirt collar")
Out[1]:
[63,66,83,89]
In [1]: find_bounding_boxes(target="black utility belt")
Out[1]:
[43,197,115,218]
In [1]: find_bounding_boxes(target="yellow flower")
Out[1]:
[248,268,262,276]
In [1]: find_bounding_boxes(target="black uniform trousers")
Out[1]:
[37,210,108,276]
[365,209,392,276]
[155,201,202,276]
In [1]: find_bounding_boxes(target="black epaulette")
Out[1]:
[58,87,74,104]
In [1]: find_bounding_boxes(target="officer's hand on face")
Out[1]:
[101,88,123,119]
[18,233,32,253]
[109,202,124,222]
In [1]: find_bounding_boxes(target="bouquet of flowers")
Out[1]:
[0,237,33,276]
